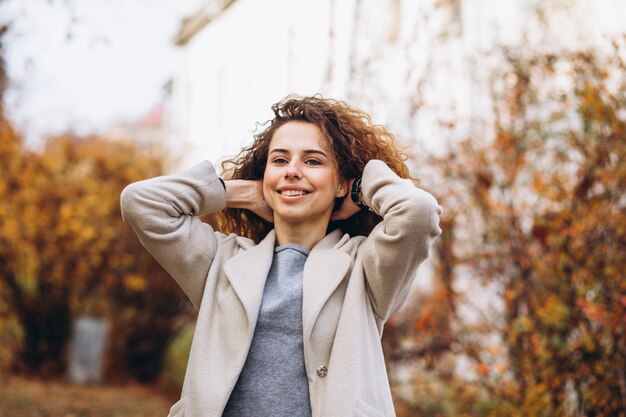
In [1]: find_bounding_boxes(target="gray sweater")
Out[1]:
[222,243,312,417]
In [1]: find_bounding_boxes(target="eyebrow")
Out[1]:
[269,148,329,158]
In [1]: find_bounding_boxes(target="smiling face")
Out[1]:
[263,121,347,234]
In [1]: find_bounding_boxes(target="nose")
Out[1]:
[285,160,302,179]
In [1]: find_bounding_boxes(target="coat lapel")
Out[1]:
[223,229,352,346]
[302,230,352,347]
[223,231,276,335]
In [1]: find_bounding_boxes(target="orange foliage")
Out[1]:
[385,41,626,417]
[0,118,190,380]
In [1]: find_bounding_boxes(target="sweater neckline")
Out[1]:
[274,243,310,256]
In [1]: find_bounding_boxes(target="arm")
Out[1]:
[120,161,227,309]
[358,160,443,321]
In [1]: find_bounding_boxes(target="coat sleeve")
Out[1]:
[120,161,227,309]
[358,159,443,321]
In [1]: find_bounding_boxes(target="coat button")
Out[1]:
[317,365,328,377]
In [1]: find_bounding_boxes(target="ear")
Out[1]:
[336,178,349,198]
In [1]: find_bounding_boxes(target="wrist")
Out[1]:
[225,179,260,210]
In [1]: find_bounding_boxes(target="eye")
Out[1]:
[272,157,288,164]
[306,159,321,166]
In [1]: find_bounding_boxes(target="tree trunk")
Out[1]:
[16,298,71,376]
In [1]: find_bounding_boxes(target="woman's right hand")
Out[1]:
[224,179,274,223]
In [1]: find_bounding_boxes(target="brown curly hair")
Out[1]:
[216,95,411,243]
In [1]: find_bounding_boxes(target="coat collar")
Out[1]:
[302,231,351,347]
[223,229,351,341]
[223,230,276,335]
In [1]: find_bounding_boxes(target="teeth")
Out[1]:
[281,190,307,196]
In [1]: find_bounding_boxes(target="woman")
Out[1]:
[120,96,442,417]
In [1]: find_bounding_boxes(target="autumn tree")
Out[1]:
[0,126,191,380]
[383,40,626,417]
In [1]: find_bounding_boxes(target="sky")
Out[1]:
[0,0,201,144]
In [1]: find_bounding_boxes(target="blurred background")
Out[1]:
[0,0,625,416]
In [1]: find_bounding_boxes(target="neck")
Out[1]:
[274,218,329,250]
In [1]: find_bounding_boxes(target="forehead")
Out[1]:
[269,121,330,152]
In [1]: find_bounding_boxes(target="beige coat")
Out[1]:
[120,159,442,417]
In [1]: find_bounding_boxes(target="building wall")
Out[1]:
[167,0,626,169]
[168,0,352,168]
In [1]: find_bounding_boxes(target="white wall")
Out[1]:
[167,0,626,169]
[168,0,355,169]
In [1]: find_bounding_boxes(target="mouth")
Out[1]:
[277,188,310,197]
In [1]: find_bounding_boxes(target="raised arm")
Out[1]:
[120,161,227,308]
[358,160,443,321]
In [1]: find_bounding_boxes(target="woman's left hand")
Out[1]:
[331,179,362,221]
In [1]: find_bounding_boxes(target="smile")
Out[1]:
[279,189,309,196]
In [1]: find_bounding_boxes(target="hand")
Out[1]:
[225,179,274,223]
[331,179,362,221]
[248,181,274,223]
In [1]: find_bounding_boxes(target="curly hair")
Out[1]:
[216,95,412,243]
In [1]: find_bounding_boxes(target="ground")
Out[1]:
[0,375,172,417]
